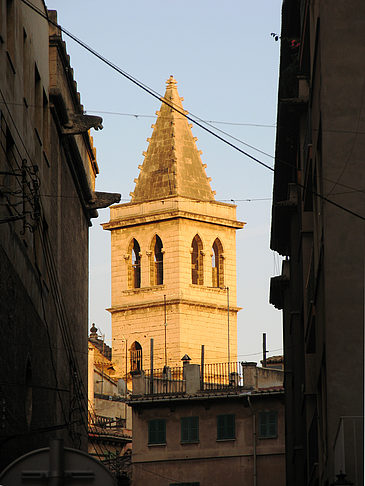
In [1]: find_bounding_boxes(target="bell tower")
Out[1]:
[103,76,244,375]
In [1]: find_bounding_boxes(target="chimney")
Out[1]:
[242,362,258,390]
[181,355,200,394]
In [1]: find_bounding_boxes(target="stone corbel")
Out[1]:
[86,191,121,210]
[146,251,152,257]
[62,113,103,135]
[124,254,130,260]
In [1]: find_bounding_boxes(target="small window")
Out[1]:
[212,238,224,287]
[258,411,278,438]
[128,238,141,288]
[217,414,235,440]
[191,235,203,285]
[181,417,199,443]
[148,419,166,445]
[130,341,142,372]
[150,235,163,285]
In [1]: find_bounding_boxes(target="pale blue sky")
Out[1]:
[46,0,284,362]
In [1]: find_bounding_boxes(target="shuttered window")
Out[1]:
[148,419,166,445]
[217,414,235,440]
[258,411,278,438]
[181,417,199,443]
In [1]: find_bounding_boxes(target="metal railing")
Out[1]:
[136,362,245,396]
[202,361,244,391]
[143,366,186,395]
[91,414,126,429]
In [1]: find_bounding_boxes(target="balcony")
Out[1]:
[130,360,284,399]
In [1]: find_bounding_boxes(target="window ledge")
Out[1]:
[180,441,199,445]
[216,438,236,442]
[122,285,166,295]
[148,443,166,447]
[258,436,278,440]
[189,284,226,292]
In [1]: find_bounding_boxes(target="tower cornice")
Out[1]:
[107,298,242,314]
[103,208,244,231]
[103,197,245,231]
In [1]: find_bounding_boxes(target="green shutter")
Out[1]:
[268,411,277,437]
[259,412,267,437]
[181,417,189,442]
[181,417,199,443]
[227,414,235,438]
[258,411,277,438]
[148,419,166,444]
[217,414,235,440]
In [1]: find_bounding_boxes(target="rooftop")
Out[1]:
[129,360,284,405]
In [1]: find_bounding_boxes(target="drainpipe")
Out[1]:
[248,396,257,486]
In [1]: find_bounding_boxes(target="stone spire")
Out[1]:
[131,76,215,202]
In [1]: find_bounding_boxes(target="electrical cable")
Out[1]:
[0,99,276,128]
[20,0,274,172]
[20,0,365,221]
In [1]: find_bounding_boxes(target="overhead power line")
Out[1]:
[19,0,365,221]
[20,0,274,172]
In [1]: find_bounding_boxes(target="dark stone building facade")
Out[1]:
[0,0,118,469]
[270,1,364,485]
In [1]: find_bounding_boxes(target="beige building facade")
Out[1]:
[104,76,244,374]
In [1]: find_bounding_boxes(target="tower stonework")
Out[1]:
[103,76,244,375]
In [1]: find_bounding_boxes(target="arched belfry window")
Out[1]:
[130,341,142,372]
[128,239,141,289]
[212,238,224,287]
[191,235,204,285]
[150,235,163,285]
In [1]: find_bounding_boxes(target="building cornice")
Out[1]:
[107,298,241,314]
[128,389,284,406]
[103,209,245,231]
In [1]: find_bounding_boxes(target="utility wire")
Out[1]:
[20,0,274,172]
[8,4,365,200]
[20,0,365,221]
[0,100,276,128]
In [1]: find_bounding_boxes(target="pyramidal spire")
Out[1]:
[131,76,215,202]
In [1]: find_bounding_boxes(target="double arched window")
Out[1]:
[128,238,141,288]
[150,235,163,285]
[191,235,204,285]
[212,238,224,287]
